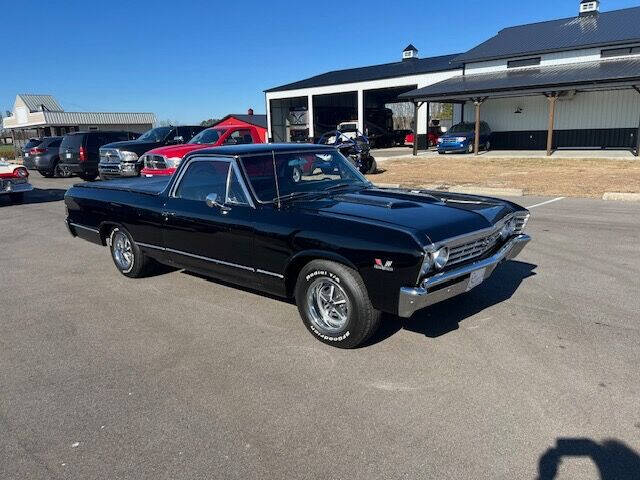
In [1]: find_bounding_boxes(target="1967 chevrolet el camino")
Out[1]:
[65,143,531,348]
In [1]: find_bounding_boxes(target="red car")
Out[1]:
[405,126,444,148]
[140,125,265,176]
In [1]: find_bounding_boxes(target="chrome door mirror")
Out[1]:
[205,193,230,212]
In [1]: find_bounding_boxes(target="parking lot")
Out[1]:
[1,175,639,479]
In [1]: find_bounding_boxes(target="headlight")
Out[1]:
[165,157,182,168]
[437,137,443,143]
[120,151,139,163]
[431,247,449,270]
[420,246,449,277]
[455,137,467,143]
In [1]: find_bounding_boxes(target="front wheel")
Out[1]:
[38,169,55,178]
[467,143,474,154]
[295,260,381,348]
[109,227,154,278]
[366,157,377,174]
[485,141,491,152]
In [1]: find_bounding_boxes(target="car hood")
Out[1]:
[145,143,212,157]
[299,187,522,245]
[101,140,161,152]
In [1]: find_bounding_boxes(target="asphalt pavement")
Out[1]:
[1,175,639,479]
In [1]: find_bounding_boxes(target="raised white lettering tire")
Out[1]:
[295,260,381,348]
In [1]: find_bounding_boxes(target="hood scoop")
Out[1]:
[334,194,419,209]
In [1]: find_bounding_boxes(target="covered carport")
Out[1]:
[399,57,640,156]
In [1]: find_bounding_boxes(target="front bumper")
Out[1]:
[438,142,469,153]
[98,162,139,178]
[0,179,34,195]
[398,234,531,318]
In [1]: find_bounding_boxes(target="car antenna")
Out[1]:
[272,150,281,209]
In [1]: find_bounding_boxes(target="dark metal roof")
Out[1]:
[455,6,640,63]
[403,44,418,52]
[265,54,461,93]
[399,57,640,101]
[216,114,267,129]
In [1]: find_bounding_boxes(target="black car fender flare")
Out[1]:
[283,249,359,297]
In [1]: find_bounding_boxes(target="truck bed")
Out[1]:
[73,176,170,195]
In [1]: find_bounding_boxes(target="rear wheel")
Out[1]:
[108,227,154,278]
[79,172,97,181]
[366,157,377,174]
[485,141,491,152]
[295,260,381,348]
[39,169,55,178]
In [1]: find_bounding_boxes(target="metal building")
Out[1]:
[401,0,640,155]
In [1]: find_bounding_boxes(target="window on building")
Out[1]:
[507,57,541,68]
[601,47,640,58]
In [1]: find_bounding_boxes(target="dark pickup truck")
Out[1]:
[98,125,205,179]
[65,143,531,348]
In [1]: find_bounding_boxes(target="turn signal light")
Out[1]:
[79,146,87,162]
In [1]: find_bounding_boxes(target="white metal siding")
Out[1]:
[463,89,640,131]
[465,44,640,74]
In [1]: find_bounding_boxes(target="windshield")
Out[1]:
[188,128,227,145]
[137,127,173,142]
[318,131,352,146]
[240,150,369,203]
[448,123,475,134]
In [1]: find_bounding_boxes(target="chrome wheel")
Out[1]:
[306,278,350,334]
[112,230,134,272]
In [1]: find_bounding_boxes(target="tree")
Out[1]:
[200,118,219,127]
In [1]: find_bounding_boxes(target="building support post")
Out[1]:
[545,92,559,157]
[426,102,431,148]
[307,94,314,142]
[357,90,365,136]
[472,97,486,155]
[413,102,419,156]
[633,86,640,157]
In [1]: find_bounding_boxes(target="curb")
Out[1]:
[448,186,524,197]
[602,192,640,202]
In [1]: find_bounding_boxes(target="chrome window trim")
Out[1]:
[69,223,99,234]
[136,241,283,278]
[169,156,255,209]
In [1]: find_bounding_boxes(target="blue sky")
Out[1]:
[2,0,639,124]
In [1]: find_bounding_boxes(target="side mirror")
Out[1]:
[205,193,230,212]
[173,136,184,144]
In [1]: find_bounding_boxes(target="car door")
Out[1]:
[162,156,257,286]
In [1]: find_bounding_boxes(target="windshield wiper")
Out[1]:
[324,182,366,192]
[275,191,322,203]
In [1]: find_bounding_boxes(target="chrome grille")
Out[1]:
[144,154,166,170]
[100,148,121,164]
[448,230,502,267]
[514,214,529,234]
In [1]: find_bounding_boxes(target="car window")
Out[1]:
[175,160,231,202]
[47,138,62,148]
[224,129,253,145]
[189,128,226,145]
[60,134,84,150]
[227,167,249,205]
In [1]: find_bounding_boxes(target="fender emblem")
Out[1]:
[374,259,394,272]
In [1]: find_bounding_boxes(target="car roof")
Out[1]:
[187,143,334,157]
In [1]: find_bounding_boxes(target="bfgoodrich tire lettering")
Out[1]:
[295,260,381,348]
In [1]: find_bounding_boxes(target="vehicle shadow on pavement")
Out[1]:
[0,188,66,206]
[536,437,640,480]
[368,260,537,345]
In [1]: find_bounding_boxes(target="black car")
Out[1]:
[59,131,140,181]
[317,129,376,174]
[98,125,205,179]
[65,143,531,348]
[22,136,69,178]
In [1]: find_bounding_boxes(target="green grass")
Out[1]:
[0,144,16,160]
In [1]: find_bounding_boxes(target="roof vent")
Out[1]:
[579,0,600,16]
[403,44,418,61]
